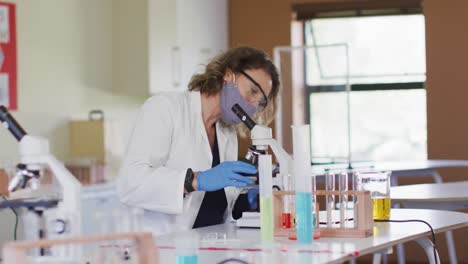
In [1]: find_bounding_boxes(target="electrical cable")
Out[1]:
[217,258,250,264]
[375,219,437,264]
[0,194,18,240]
[318,217,437,264]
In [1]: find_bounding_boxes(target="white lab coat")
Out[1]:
[117,91,241,236]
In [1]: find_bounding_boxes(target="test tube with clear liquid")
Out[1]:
[352,172,358,228]
[259,154,274,242]
[338,172,348,228]
[325,172,335,227]
[310,174,317,229]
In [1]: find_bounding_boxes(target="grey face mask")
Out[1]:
[220,79,257,125]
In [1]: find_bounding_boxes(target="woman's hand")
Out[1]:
[247,187,259,210]
[196,161,256,192]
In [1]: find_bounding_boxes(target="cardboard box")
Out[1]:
[69,120,105,163]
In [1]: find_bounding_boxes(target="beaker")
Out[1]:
[353,171,391,220]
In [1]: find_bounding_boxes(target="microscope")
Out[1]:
[232,104,292,191]
[232,103,295,228]
[0,106,82,242]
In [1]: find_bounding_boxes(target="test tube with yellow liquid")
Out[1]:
[259,154,274,242]
[353,171,392,220]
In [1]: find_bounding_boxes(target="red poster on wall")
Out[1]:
[0,2,16,110]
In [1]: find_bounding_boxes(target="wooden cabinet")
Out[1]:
[113,0,228,96]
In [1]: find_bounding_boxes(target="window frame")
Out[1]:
[302,13,426,161]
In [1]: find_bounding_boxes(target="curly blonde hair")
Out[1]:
[189,46,280,136]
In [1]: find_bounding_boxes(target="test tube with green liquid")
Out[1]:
[259,154,273,242]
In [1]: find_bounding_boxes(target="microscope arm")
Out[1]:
[267,139,291,180]
[40,154,81,212]
[251,127,292,188]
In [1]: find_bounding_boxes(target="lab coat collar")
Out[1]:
[216,122,228,163]
[189,91,229,164]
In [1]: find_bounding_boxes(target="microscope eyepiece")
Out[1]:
[232,104,256,130]
[0,105,8,119]
[0,105,27,141]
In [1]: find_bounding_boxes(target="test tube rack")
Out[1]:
[2,232,158,264]
[273,190,373,238]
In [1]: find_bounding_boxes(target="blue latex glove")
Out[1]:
[247,187,259,210]
[197,161,256,192]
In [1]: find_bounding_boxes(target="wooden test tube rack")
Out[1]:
[273,190,373,238]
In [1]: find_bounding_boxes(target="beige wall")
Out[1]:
[230,0,468,262]
[0,0,146,162]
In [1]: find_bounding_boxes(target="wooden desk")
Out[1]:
[156,209,468,264]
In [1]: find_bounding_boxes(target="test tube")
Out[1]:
[281,174,292,229]
[259,154,274,242]
[292,125,313,244]
[310,174,317,228]
[325,172,335,227]
[338,172,348,228]
[175,234,199,264]
[352,172,359,228]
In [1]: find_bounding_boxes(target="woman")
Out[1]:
[117,46,280,236]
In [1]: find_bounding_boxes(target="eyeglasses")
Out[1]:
[239,70,268,111]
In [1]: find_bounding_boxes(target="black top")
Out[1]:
[192,130,255,228]
[192,131,227,228]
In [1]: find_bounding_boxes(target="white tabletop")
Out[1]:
[391,181,468,202]
[155,209,468,264]
[311,159,468,175]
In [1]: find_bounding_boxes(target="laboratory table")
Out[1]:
[391,181,468,208]
[391,181,468,264]
[155,209,468,264]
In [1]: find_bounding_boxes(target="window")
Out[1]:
[305,14,427,162]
